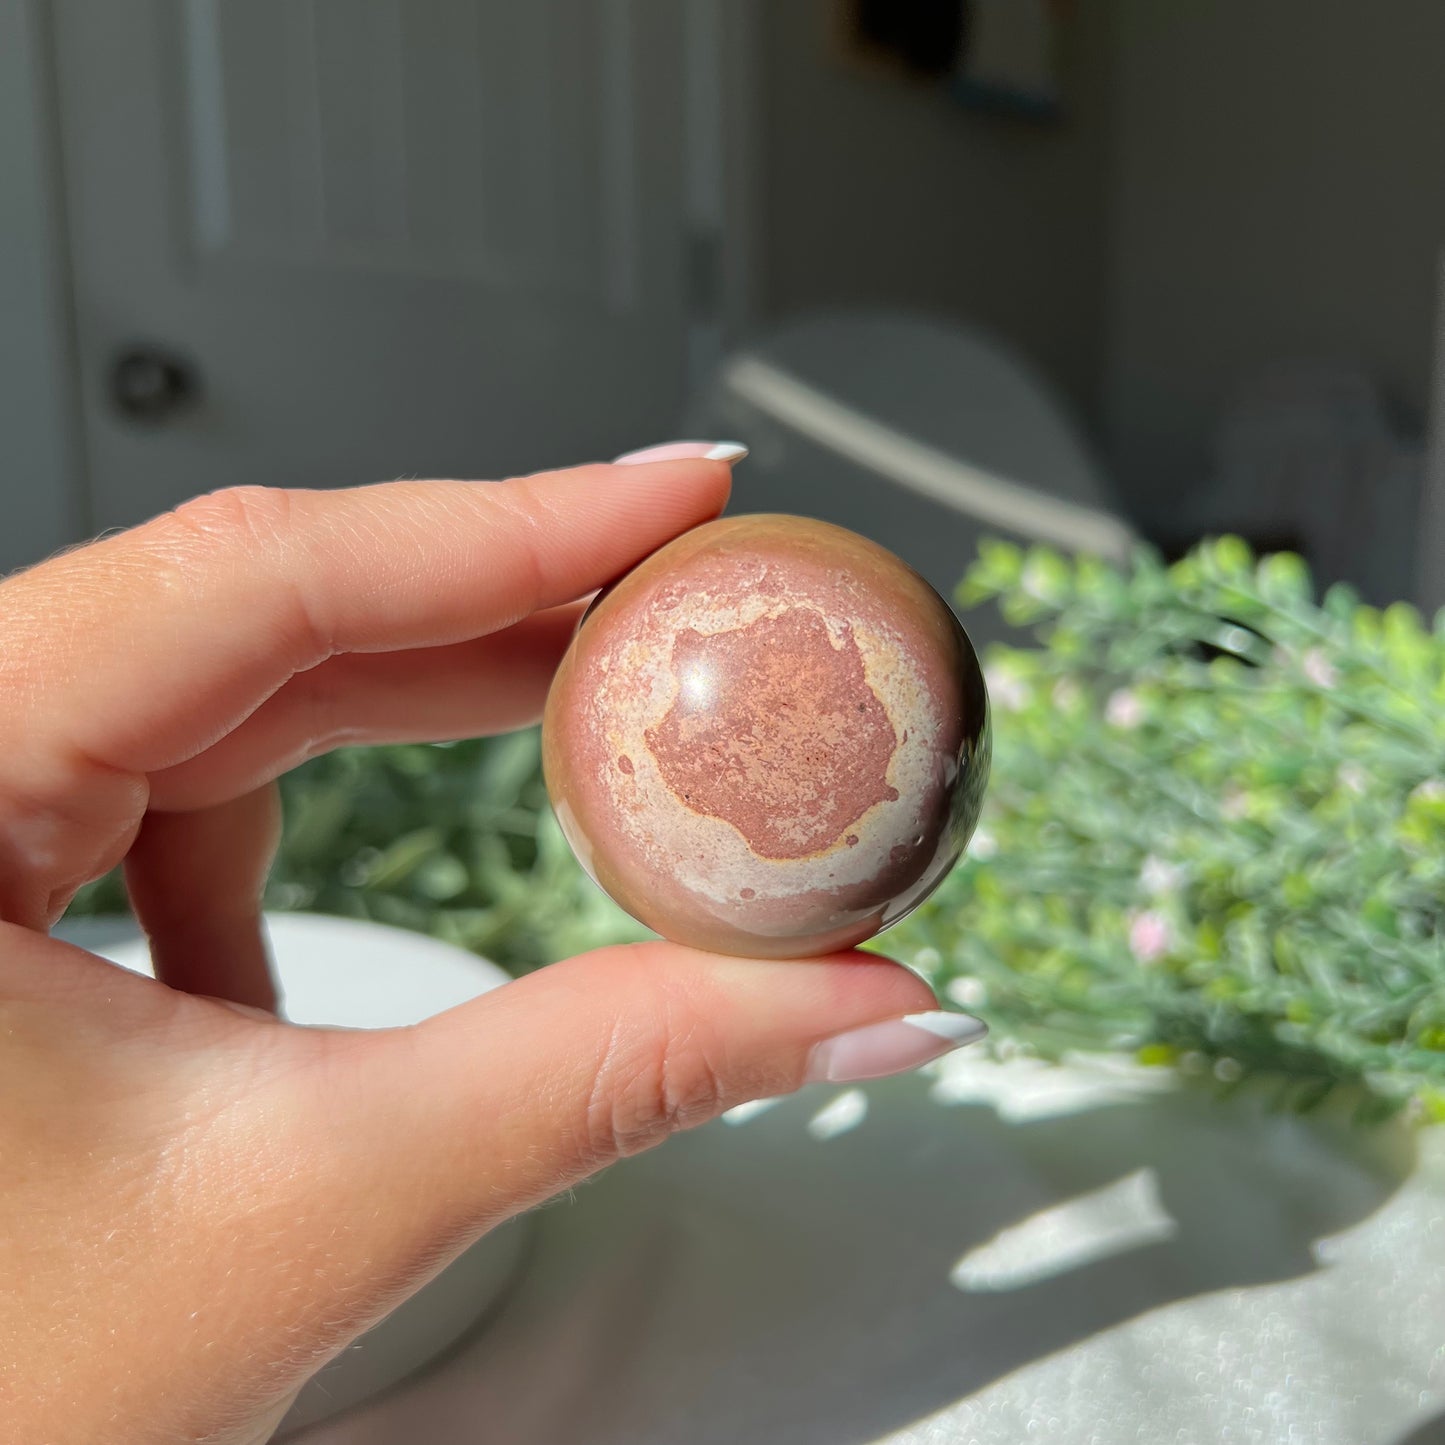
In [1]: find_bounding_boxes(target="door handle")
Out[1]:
[109,345,201,423]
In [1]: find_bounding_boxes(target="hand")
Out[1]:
[0,456,975,1445]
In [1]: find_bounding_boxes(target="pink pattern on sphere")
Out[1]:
[542,515,990,958]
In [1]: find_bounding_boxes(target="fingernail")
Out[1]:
[805,1011,987,1084]
[613,440,749,466]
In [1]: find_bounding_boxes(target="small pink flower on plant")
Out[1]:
[1105,689,1144,729]
[1128,909,1173,964]
[1302,648,1339,689]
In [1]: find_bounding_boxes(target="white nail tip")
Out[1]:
[611,440,749,465]
[900,1011,989,1045]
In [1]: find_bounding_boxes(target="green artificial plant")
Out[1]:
[885,537,1445,1119]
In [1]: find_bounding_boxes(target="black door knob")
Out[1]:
[109,346,200,423]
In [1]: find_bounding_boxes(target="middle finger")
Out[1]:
[145,604,582,811]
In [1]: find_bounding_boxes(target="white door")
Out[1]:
[51,0,712,531]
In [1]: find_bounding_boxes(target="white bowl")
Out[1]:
[56,912,533,1434]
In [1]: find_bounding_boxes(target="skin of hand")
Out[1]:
[0,458,962,1445]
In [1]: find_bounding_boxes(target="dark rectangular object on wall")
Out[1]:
[849,0,965,78]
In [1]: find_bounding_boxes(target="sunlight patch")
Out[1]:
[950,1167,1177,1292]
[806,1088,870,1141]
[721,1096,785,1127]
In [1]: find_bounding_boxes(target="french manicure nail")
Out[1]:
[805,1011,987,1084]
[613,440,749,465]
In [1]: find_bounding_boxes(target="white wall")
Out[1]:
[0,0,85,572]
[1104,0,1445,530]
[755,0,1115,427]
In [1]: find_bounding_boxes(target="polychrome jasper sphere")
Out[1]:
[542,515,990,959]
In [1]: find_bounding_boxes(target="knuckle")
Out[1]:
[155,486,328,658]
[475,478,549,615]
[582,989,729,1163]
[165,484,296,555]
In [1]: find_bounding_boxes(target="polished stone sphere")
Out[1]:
[542,515,990,958]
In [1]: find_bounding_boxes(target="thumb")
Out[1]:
[356,941,978,1213]
[248,943,981,1371]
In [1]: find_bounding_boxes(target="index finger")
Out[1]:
[0,461,731,780]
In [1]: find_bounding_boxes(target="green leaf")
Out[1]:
[1206,535,1254,580]
[283,784,354,864]
[475,729,543,810]
[957,539,1023,606]
[415,853,470,901]
[359,827,443,888]
[1256,551,1313,606]
[1019,547,1072,608]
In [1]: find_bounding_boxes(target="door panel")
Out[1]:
[54,0,691,530]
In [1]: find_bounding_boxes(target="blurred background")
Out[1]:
[6,0,1445,616]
